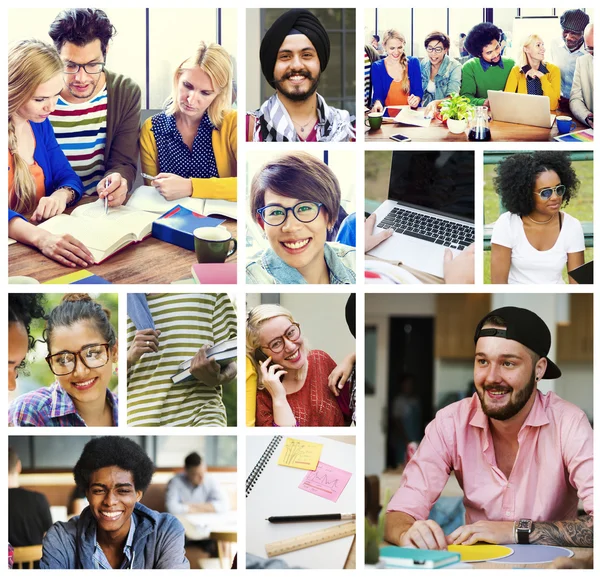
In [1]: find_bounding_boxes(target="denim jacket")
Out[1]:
[246,242,356,284]
[40,502,189,569]
[420,55,463,107]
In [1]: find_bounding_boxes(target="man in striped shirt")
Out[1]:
[48,8,141,205]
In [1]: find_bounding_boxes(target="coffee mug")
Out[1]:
[365,112,383,130]
[556,115,576,134]
[193,226,237,263]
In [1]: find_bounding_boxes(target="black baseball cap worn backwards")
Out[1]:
[473,306,561,379]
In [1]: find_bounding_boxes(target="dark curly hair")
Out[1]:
[49,8,116,56]
[464,22,502,57]
[9,294,46,350]
[494,151,579,216]
[73,437,154,493]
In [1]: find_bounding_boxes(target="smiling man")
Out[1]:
[385,306,593,550]
[48,9,141,206]
[460,22,514,110]
[247,8,354,142]
[40,436,189,569]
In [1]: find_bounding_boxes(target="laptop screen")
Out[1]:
[388,151,475,222]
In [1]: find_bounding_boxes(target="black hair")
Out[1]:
[424,31,451,51]
[73,437,154,493]
[9,293,46,350]
[184,452,202,468]
[45,293,116,351]
[49,8,116,56]
[494,151,579,216]
[464,22,502,57]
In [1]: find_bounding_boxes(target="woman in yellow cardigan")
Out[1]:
[504,34,560,110]
[140,42,236,201]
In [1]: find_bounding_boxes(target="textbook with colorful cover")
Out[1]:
[127,185,237,220]
[171,338,237,384]
[191,262,237,284]
[43,270,111,284]
[152,205,225,251]
[37,200,156,264]
[553,128,594,143]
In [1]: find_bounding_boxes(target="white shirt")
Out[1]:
[550,38,587,98]
[492,211,585,284]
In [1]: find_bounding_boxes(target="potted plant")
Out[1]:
[365,489,389,567]
[439,93,474,134]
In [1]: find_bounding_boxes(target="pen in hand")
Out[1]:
[141,172,157,180]
[266,513,356,523]
[104,177,111,215]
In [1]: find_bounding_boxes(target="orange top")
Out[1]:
[8,127,45,214]
[385,81,409,106]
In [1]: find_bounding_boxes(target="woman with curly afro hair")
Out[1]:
[491,151,585,284]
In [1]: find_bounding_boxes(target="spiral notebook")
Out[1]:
[246,435,355,569]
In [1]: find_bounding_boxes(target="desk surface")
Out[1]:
[365,108,587,143]
[177,511,237,542]
[8,196,237,284]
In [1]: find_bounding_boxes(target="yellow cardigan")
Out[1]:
[246,355,257,427]
[139,110,237,200]
[504,63,560,111]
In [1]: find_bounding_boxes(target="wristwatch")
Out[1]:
[516,518,533,544]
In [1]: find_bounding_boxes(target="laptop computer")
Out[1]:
[367,151,475,278]
[568,260,593,284]
[487,90,556,128]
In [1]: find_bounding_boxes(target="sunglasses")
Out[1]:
[533,184,566,200]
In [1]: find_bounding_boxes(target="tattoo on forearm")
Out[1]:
[531,515,593,547]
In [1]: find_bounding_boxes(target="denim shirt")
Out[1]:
[420,55,463,107]
[92,514,136,569]
[246,242,356,284]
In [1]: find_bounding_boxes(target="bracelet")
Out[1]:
[57,186,77,207]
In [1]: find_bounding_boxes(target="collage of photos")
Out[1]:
[4,4,595,573]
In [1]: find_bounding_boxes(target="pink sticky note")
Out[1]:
[298,461,352,503]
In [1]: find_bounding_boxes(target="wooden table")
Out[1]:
[365,108,587,142]
[8,196,237,284]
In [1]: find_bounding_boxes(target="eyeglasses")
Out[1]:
[63,62,105,75]
[261,323,301,353]
[533,184,566,200]
[257,202,323,226]
[426,46,444,54]
[46,343,111,376]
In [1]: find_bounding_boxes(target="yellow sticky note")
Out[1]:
[448,544,513,562]
[277,438,323,470]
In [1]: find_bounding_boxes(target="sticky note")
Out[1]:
[448,544,513,562]
[277,438,322,470]
[299,461,352,502]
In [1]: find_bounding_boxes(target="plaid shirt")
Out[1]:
[8,381,118,427]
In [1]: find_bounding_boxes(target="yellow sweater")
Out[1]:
[504,63,560,111]
[139,110,237,200]
[246,355,257,427]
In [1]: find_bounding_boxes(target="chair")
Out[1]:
[12,544,43,569]
[211,530,237,570]
[365,475,382,525]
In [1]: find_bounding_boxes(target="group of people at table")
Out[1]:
[366,9,593,129]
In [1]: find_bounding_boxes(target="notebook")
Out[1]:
[191,262,237,284]
[246,436,355,569]
[367,151,475,277]
[553,128,594,143]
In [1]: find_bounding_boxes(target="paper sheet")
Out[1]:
[299,461,352,502]
[277,437,323,470]
[447,544,513,562]
[393,107,432,127]
[490,544,573,564]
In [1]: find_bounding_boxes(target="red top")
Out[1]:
[256,350,345,427]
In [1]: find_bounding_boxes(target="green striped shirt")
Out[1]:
[127,293,236,427]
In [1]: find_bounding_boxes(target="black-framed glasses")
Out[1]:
[261,323,301,353]
[46,343,111,376]
[533,184,566,200]
[257,202,323,226]
[426,46,444,53]
[63,62,105,75]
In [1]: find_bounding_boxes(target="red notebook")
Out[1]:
[191,262,237,284]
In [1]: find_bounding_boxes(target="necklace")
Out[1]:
[526,213,556,225]
[292,117,314,133]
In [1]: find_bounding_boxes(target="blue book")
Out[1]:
[380,546,460,569]
[152,205,225,251]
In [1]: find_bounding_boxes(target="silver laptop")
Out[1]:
[488,90,556,128]
[368,151,475,278]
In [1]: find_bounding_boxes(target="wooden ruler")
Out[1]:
[265,521,356,558]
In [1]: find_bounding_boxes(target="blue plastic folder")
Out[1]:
[380,546,460,569]
[152,205,225,251]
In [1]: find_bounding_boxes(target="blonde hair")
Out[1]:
[520,34,545,68]
[165,42,233,130]
[8,40,63,215]
[246,304,309,390]
[383,29,410,92]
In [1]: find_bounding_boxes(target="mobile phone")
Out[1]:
[389,133,411,142]
[254,348,269,363]
[141,172,157,180]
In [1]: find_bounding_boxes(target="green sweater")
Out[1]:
[459,57,515,106]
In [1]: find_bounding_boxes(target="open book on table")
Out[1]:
[127,185,237,220]
[37,200,156,264]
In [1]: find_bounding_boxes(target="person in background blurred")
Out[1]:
[570,23,593,128]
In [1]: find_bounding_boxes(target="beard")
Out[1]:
[274,69,320,102]
[477,369,536,421]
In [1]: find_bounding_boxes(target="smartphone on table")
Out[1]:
[389,133,411,142]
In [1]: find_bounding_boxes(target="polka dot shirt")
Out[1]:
[522,63,549,96]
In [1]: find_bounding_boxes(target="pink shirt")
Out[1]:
[387,391,593,524]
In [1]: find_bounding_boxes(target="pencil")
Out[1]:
[266,513,355,523]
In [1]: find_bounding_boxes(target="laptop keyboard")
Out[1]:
[377,207,474,250]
